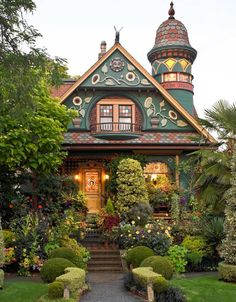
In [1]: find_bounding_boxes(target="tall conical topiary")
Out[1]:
[219,148,236,281]
[0,216,5,289]
[116,158,149,214]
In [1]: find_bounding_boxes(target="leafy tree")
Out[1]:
[0,1,76,174]
[190,100,236,213]
[116,158,149,214]
[220,149,236,265]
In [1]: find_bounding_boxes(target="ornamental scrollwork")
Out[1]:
[72,96,92,117]
[91,61,151,87]
[144,97,188,128]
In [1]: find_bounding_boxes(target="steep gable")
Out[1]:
[59,43,216,144]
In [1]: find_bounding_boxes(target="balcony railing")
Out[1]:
[91,122,142,134]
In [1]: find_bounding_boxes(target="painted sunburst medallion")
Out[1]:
[110,57,125,72]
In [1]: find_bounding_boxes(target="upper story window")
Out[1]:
[95,98,136,132]
[90,97,143,139]
[100,105,113,130]
[163,72,192,83]
[119,105,132,130]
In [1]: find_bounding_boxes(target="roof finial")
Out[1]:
[168,2,175,19]
[114,26,123,43]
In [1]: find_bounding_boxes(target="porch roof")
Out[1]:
[63,131,211,146]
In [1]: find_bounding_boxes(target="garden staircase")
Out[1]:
[79,215,123,272]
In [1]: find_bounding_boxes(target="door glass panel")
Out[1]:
[85,172,99,193]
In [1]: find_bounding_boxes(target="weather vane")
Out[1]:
[114,26,123,43]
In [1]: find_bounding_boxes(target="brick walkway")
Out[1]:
[80,272,144,302]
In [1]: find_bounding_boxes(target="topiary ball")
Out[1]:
[40,258,76,283]
[126,246,154,268]
[49,247,84,268]
[48,281,64,299]
[140,256,174,280]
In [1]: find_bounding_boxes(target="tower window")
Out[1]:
[163,72,192,83]
[179,73,191,83]
[163,73,177,82]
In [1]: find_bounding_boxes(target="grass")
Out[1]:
[0,280,76,302]
[1,275,235,302]
[172,275,236,302]
[0,280,47,302]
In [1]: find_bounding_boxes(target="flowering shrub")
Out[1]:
[126,203,153,227]
[147,182,177,209]
[10,213,49,275]
[60,237,90,269]
[4,247,16,265]
[114,220,172,255]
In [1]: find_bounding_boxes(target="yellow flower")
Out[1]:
[167,226,171,230]
[128,234,132,237]
[147,230,151,233]
[131,220,135,225]
[136,231,140,235]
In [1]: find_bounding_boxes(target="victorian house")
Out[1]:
[52,3,215,213]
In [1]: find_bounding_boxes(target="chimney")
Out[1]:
[98,41,107,59]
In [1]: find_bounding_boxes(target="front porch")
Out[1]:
[61,151,183,215]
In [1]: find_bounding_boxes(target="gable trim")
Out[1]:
[60,43,216,144]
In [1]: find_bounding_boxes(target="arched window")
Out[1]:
[90,96,142,133]
[144,162,171,189]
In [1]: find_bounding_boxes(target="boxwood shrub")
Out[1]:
[126,246,154,268]
[140,255,174,280]
[56,267,86,298]
[48,281,64,299]
[40,258,76,283]
[132,267,168,294]
[49,247,84,268]
[218,262,236,282]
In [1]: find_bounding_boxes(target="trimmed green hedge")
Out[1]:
[140,255,174,280]
[48,281,64,299]
[56,267,86,299]
[0,269,4,289]
[218,262,236,282]
[132,267,168,293]
[49,248,84,269]
[40,258,76,283]
[126,246,154,268]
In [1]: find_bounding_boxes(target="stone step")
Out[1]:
[88,266,123,272]
[90,254,121,260]
[90,249,120,256]
[89,260,122,266]
[88,257,121,265]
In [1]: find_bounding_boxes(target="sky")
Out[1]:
[28,0,236,117]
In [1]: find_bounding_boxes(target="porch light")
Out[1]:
[151,174,157,181]
[105,174,110,180]
[74,174,80,181]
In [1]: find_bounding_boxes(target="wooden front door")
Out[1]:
[82,168,102,213]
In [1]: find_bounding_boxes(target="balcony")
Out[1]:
[90,122,142,140]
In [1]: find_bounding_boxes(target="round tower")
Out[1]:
[147,2,197,114]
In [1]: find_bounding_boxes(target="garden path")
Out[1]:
[80,272,144,302]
